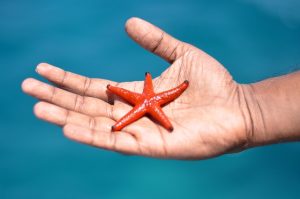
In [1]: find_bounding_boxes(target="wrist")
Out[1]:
[238,84,266,149]
[239,72,300,148]
[238,84,267,148]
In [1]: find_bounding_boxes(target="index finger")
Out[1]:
[36,63,117,102]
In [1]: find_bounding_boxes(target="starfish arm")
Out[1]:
[156,80,189,106]
[112,104,147,131]
[107,84,142,105]
[148,104,173,131]
[143,72,154,95]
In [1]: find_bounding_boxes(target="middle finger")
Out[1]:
[22,78,113,118]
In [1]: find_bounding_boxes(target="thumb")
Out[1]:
[125,17,194,63]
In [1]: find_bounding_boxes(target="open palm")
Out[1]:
[22,18,250,159]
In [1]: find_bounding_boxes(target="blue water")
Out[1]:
[1,0,300,198]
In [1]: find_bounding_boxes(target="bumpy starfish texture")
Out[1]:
[107,72,189,132]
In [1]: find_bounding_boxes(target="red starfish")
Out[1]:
[107,72,189,132]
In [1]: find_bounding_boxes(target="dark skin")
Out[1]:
[22,17,300,159]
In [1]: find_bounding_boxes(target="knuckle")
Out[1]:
[83,77,91,95]
[73,95,85,112]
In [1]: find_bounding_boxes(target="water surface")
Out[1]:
[0,0,300,198]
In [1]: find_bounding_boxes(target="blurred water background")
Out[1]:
[0,0,300,198]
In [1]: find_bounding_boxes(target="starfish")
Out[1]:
[107,72,189,132]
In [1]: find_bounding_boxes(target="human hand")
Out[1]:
[22,18,253,159]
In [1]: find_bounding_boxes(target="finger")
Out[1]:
[34,101,113,132]
[63,124,139,155]
[22,78,113,117]
[125,17,194,63]
[35,63,117,102]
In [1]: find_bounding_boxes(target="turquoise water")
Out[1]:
[1,0,300,198]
